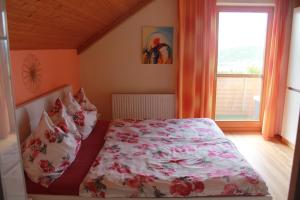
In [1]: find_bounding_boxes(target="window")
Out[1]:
[214,7,273,130]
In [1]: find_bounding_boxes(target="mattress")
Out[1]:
[79,118,269,198]
[25,120,110,195]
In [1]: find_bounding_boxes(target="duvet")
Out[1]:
[79,118,269,198]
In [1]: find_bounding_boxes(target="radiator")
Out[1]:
[112,94,176,119]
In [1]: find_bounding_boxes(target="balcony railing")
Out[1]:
[215,74,263,121]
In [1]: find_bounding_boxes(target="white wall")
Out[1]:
[79,0,177,120]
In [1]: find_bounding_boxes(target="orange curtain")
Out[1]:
[177,0,217,118]
[262,0,295,139]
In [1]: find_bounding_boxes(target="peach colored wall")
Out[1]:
[10,49,80,105]
[79,0,177,120]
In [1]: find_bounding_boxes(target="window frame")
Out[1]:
[213,6,274,132]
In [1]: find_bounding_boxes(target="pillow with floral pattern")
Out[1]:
[64,92,97,140]
[22,111,81,188]
[74,88,97,112]
[48,98,81,140]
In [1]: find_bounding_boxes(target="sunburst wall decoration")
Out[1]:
[22,54,42,93]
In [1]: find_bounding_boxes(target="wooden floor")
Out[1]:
[226,133,294,200]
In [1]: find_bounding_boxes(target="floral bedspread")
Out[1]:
[79,118,269,198]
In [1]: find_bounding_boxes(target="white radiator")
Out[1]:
[112,94,176,119]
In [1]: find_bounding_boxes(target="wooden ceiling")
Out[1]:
[6,0,153,53]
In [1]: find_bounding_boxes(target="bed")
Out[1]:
[15,85,272,200]
[25,120,110,196]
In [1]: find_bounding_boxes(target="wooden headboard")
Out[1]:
[15,85,72,143]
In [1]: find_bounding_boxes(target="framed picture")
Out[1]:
[142,26,173,64]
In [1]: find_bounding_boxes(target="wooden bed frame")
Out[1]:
[15,85,272,200]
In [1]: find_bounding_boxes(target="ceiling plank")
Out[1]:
[77,0,153,54]
[7,0,153,51]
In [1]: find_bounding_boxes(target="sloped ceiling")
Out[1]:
[6,0,153,53]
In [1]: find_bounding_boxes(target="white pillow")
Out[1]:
[64,92,97,140]
[48,98,81,140]
[74,88,97,112]
[22,111,81,188]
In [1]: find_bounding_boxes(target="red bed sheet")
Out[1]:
[25,120,110,196]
